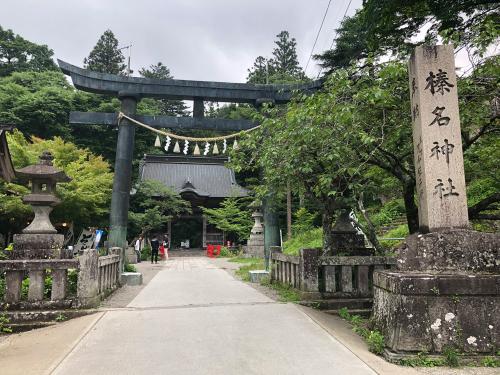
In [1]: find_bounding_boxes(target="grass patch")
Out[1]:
[283,227,322,256]
[232,257,264,281]
[379,224,409,250]
[260,277,300,303]
[337,307,385,355]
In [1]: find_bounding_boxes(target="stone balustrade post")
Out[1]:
[27,270,44,301]
[109,246,123,284]
[299,248,320,292]
[77,249,99,308]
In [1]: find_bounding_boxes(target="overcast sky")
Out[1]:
[1,0,362,82]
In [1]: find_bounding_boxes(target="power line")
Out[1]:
[317,0,353,77]
[305,0,333,74]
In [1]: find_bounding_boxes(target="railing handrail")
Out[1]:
[98,254,120,267]
[320,255,397,266]
[0,259,79,271]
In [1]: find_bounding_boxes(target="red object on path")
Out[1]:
[159,242,165,260]
[206,244,221,258]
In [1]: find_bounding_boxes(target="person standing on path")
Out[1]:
[150,236,159,264]
[134,236,143,263]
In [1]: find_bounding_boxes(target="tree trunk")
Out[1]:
[357,193,383,253]
[287,182,292,241]
[322,208,335,256]
[402,180,419,234]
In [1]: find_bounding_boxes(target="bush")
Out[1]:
[283,227,322,256]
[482,356,500,367]
[218,246,234,257]
[371,199,406,227]
[68,269,78,296]
[125,263,137,272]
[443,346,459,367]
[141,245,151,261]
[367,330,385,355]
[291,208,316,234]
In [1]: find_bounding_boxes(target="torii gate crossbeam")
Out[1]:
[58,60,323,259]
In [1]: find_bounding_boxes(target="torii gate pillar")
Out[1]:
[108,95,139,250]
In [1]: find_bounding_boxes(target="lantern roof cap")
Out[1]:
[15,151,71,182]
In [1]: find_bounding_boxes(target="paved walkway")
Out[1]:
[52,257,375,375]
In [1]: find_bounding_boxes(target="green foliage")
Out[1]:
[399,352,445,367]
[68,270,78,296]
[202,197,253,243]
[0,274,5,300]
[261,278,301,303]
[316,1,499,71]
[84,29,126,74]
[124,263,137,273]
[283,227,322,256]
[55,313,67,322]
[218,246,235,258]
[379,224,409,250]
[128,180,191,239]
[6,130,114,230]
[141,245,152,261]
[482,356,500,367]
[370,199,406,227]
[366,331,385,355]
[247,30,305,84]
[139,62,189,116]
[233,257,264,281]
[0,25,57,77]
[442,346,460,367]
[338,307,351,320]
[291,207,316,235]
[0,310,12,334]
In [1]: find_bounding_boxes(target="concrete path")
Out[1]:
[52,257,375,375]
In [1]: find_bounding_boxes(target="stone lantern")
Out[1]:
[246,200,265,257]
[13,151,71,259]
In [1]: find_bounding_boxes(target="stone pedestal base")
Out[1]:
[125,246,137,264]
[245,234,264,258]
[249,270,269,283]
[373,271,499,354]
[373,230,500,355]
[13,233,64,259]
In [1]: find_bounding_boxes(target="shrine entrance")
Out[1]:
[58,59,323,265]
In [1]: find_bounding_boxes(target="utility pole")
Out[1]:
[119,43,132,76]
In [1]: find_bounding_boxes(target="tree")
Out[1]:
[84,30,127,75]
[247,56,271,84]
[316,1,499,73]
[202,197,253,243]
[128,180,191,239]
[270,31,305,80]
[0,26,57,77]
[246,31,306,84]
[4,129,114,238]
[139,62,189,116]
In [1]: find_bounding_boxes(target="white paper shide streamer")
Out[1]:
[223,139,227,154]
[183,140,189,155]
[203,142,210,155]
[164,136,171,151]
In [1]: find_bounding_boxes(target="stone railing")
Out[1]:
[97,253,120,295]
[0,259,79,308]
[0,248,123,310]
[271,247,396,299]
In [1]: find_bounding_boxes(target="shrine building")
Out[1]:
[138,154,247,249]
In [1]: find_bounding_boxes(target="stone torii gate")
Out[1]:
[58,60,323,258]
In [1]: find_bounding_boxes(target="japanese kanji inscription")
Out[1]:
[409,45,469,232]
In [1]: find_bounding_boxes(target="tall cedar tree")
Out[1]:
[0,26,56,77]
[84,30,127,75]
[247,31,305,84]
[139,62,189,116]
[271,31,304,79]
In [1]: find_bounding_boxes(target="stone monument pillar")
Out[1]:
[13,151,71,259]
[372,45,499,359]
